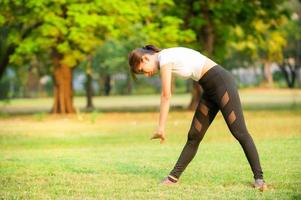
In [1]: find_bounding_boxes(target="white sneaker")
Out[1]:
[254,179,268,191]
[161,176,178,186]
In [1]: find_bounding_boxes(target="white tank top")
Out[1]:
[158,47,208,81]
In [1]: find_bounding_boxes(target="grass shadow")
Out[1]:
[112,161,166,181]
[1,104,301,118]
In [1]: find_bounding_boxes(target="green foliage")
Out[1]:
[1,0,299,94]
[281,0,301,60]
[93,40,128,75]
[226,0,291,67]
[1,0,195,93]
[0,1,137,67]
[171,0,292,68]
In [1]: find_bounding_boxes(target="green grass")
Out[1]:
[0,89,301,199]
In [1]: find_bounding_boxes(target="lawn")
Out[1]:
[0,89,301,199]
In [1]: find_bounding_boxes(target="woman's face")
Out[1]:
[136,54,159,77]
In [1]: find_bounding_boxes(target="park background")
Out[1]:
[0,0,301,199]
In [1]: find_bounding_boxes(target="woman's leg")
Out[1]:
[168,94,219,181]
[216,72,263,179]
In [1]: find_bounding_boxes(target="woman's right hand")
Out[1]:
[150,128,166,144]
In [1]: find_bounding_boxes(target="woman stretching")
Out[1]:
[128,45,267,191]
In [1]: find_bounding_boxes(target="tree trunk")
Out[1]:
[263,61,273,87]
[104,75,111,96]
[127,75,132,94]
[86,72,94,110]
[202,24,215,56]
[279,60,296,88]
[188,81,202,110]
[51,53,75,114]
[171,76,176,94]
[188,18,214,110]
[0,45,16,80]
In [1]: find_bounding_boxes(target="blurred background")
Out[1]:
[0,0,300,113]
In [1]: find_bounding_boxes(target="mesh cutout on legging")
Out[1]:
[228,111,236,125]
[221,91,230,108]
[200,103,209,116]
[194,118,202,132]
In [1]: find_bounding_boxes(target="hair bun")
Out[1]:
[144,45,154,50]
[142,44,160,52]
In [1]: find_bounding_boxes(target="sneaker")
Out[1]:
[253,179,268,191]
[161,175,178,186]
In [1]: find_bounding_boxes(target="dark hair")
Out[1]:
[128,45,161,81]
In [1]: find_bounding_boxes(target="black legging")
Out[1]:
[169,65,263,180]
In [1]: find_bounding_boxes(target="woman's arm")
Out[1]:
[151,63,173,143]
[158,63,172,130]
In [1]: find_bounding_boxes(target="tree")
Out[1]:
[228,17,288,87]
[171,0,291,109]
[227,0,294,88]
[0,1,110,113]
[1,0,195,113]
[0,0,43,80]
[279,0,301,88]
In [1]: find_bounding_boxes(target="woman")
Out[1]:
[128,45,267,191]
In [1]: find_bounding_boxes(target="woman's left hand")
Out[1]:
[150,128,166,144]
